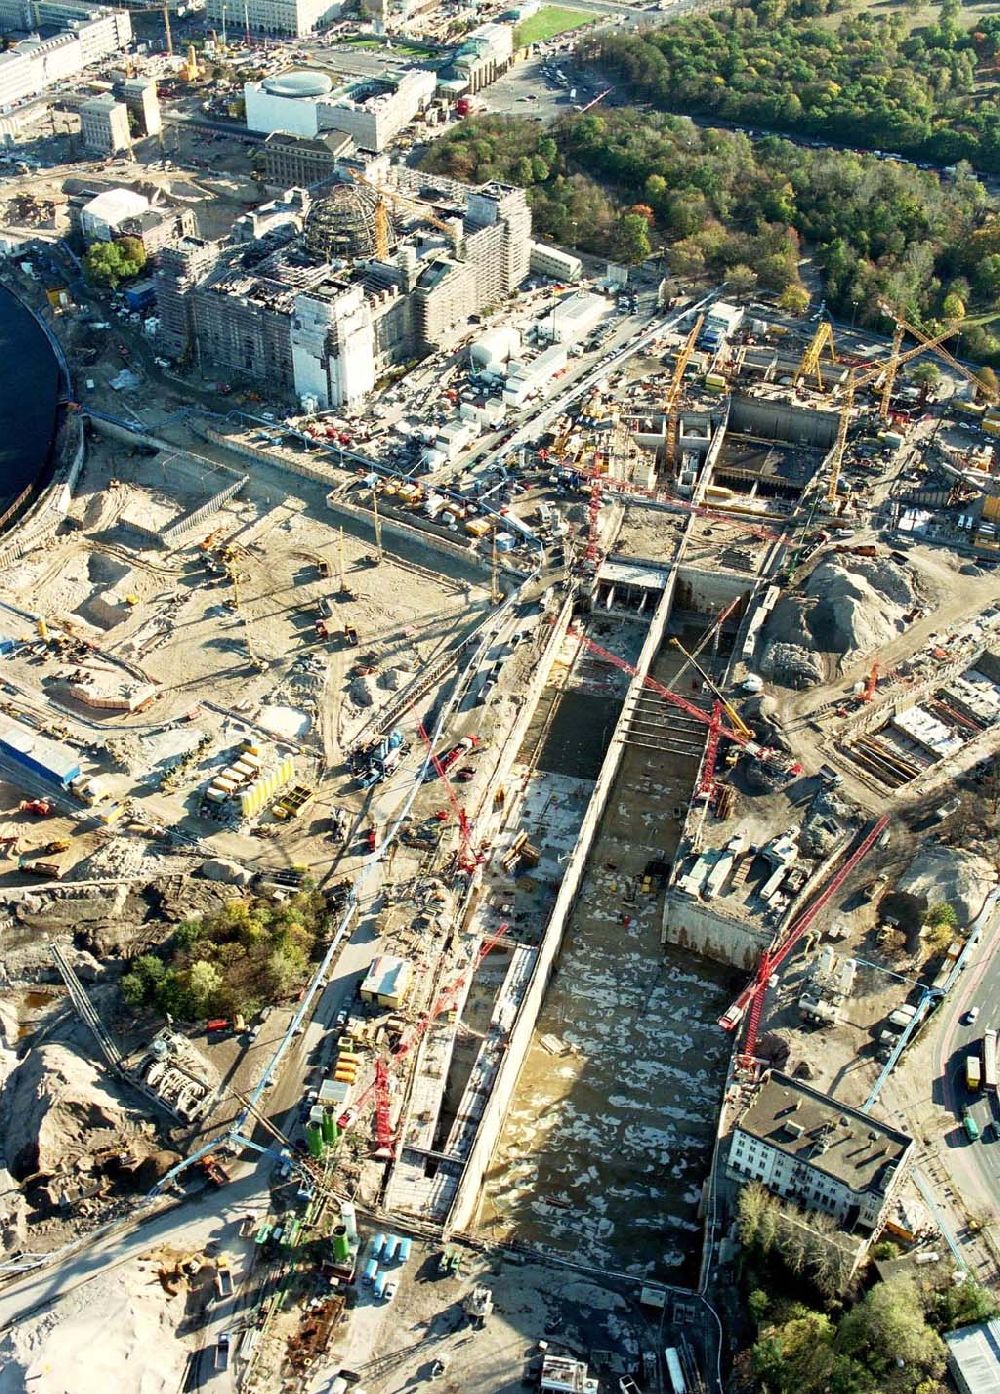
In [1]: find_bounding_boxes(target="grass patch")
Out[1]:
[515,5,595,47]
[333,35,435,56]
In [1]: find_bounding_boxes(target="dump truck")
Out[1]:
[18,799,53,816]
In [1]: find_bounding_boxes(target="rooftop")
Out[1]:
[946,1320,1000,1394]
[736,1070,913,1197]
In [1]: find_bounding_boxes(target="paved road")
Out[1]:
[0,1169,263,1334]
[933,889,1000,1219]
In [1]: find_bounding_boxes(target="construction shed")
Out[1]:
[0,715,81,788]
[946,1320,1000,1394]
[360,954,413,1010]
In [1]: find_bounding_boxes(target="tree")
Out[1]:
[779,284,811,315]
[84,235,147,289]
[923,901,958,930]
[942,291,966,320]
[837,1277,946,1387]
[935,1278,999,1331]
[976,365,999,399]
[187,959,224,1015]
[910,362,941,389]
[612,211,652,265]
[726,263,759,295]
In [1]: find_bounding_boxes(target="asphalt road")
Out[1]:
[932,889,1000,1218]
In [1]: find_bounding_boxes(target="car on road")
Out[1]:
[964,1007,981,1025]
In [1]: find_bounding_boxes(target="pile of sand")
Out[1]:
[0,1044,136,1180]
[0,1261,186,1394]
[379,666,413,693]
[895,844,995,928]
[762,555,916,686]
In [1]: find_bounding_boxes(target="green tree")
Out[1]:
[84,235,147,288]
[613,211,652,265]
[779,283,811,314]
[910,362,941,389]
[942,291,966,320]
[187,959,224,1015]
[726,263,759,295]
[837,1277,946,1387]
[935,1278,999,1331]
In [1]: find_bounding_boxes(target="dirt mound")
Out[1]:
[894,844,995,929]
[0,1044,136,1180]
[761,554,916,686]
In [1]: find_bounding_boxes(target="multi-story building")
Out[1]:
[121,76,160,137]
[437,20,513,97]
[244,67,435,151]
[0,2,131,110]
[727,1070,914,1233]
[80,93,129,152]
[155,171,533,407]
[206,0,342,38]
[530,241,582,283]
[464,182,531,304]
[261,130,351,189]
[153,237,219,358]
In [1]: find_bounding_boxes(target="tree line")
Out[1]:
[576,0,1000,173]
[422,111,1000,360]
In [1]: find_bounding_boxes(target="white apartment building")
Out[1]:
[0,3,131,112]
[530,241,582,283]
[727,1070,914,1232]
[206,0,342,38]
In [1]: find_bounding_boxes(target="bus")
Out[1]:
[984,1029,997,1092]
[664,1349,687,1394]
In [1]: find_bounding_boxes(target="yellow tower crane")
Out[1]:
[877,301,999,411]
[664,313,705,468]
[346,170,464,262]
[825,320,963,505]
[794,321,837,390]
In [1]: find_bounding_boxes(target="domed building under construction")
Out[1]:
[303,181,398,263]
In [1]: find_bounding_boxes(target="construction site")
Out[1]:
[2,217,1000,1394]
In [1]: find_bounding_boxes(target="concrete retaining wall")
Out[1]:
[449,573,680,1231]
[661,890,770,970]
[728,394,839,449]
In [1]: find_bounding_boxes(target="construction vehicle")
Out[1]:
[418,726,484,874]
[344,625,360,647]
[214,1266,234,1300]
[18,798,53,816]
[20,859,64,879]
[38,838,70,855]
[199,1154,230,1187]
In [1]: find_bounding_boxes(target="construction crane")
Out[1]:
[569,629,800,781]
[371,485,383,564]
[825,320,963,504]
[671,597,741,686]
[664,314,705,468]
[794,321,836,390]
[346,170,463,262]
[342,924,510,1154]
[877,300,999,410]
[668,635,752,738]
[417,724,482,874]
[719,816,889,1066]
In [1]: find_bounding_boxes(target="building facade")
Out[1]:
[261,130,350,188]
[727,1070,914,1232]
[121,76,160,136]
[80,93,129,152]
[206,0,342,39]
[0,3,131,111]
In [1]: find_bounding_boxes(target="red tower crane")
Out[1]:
[720,815,889,1065]
[417,724,483,873]
[570,629,800,782]
[339,923,512,1151]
